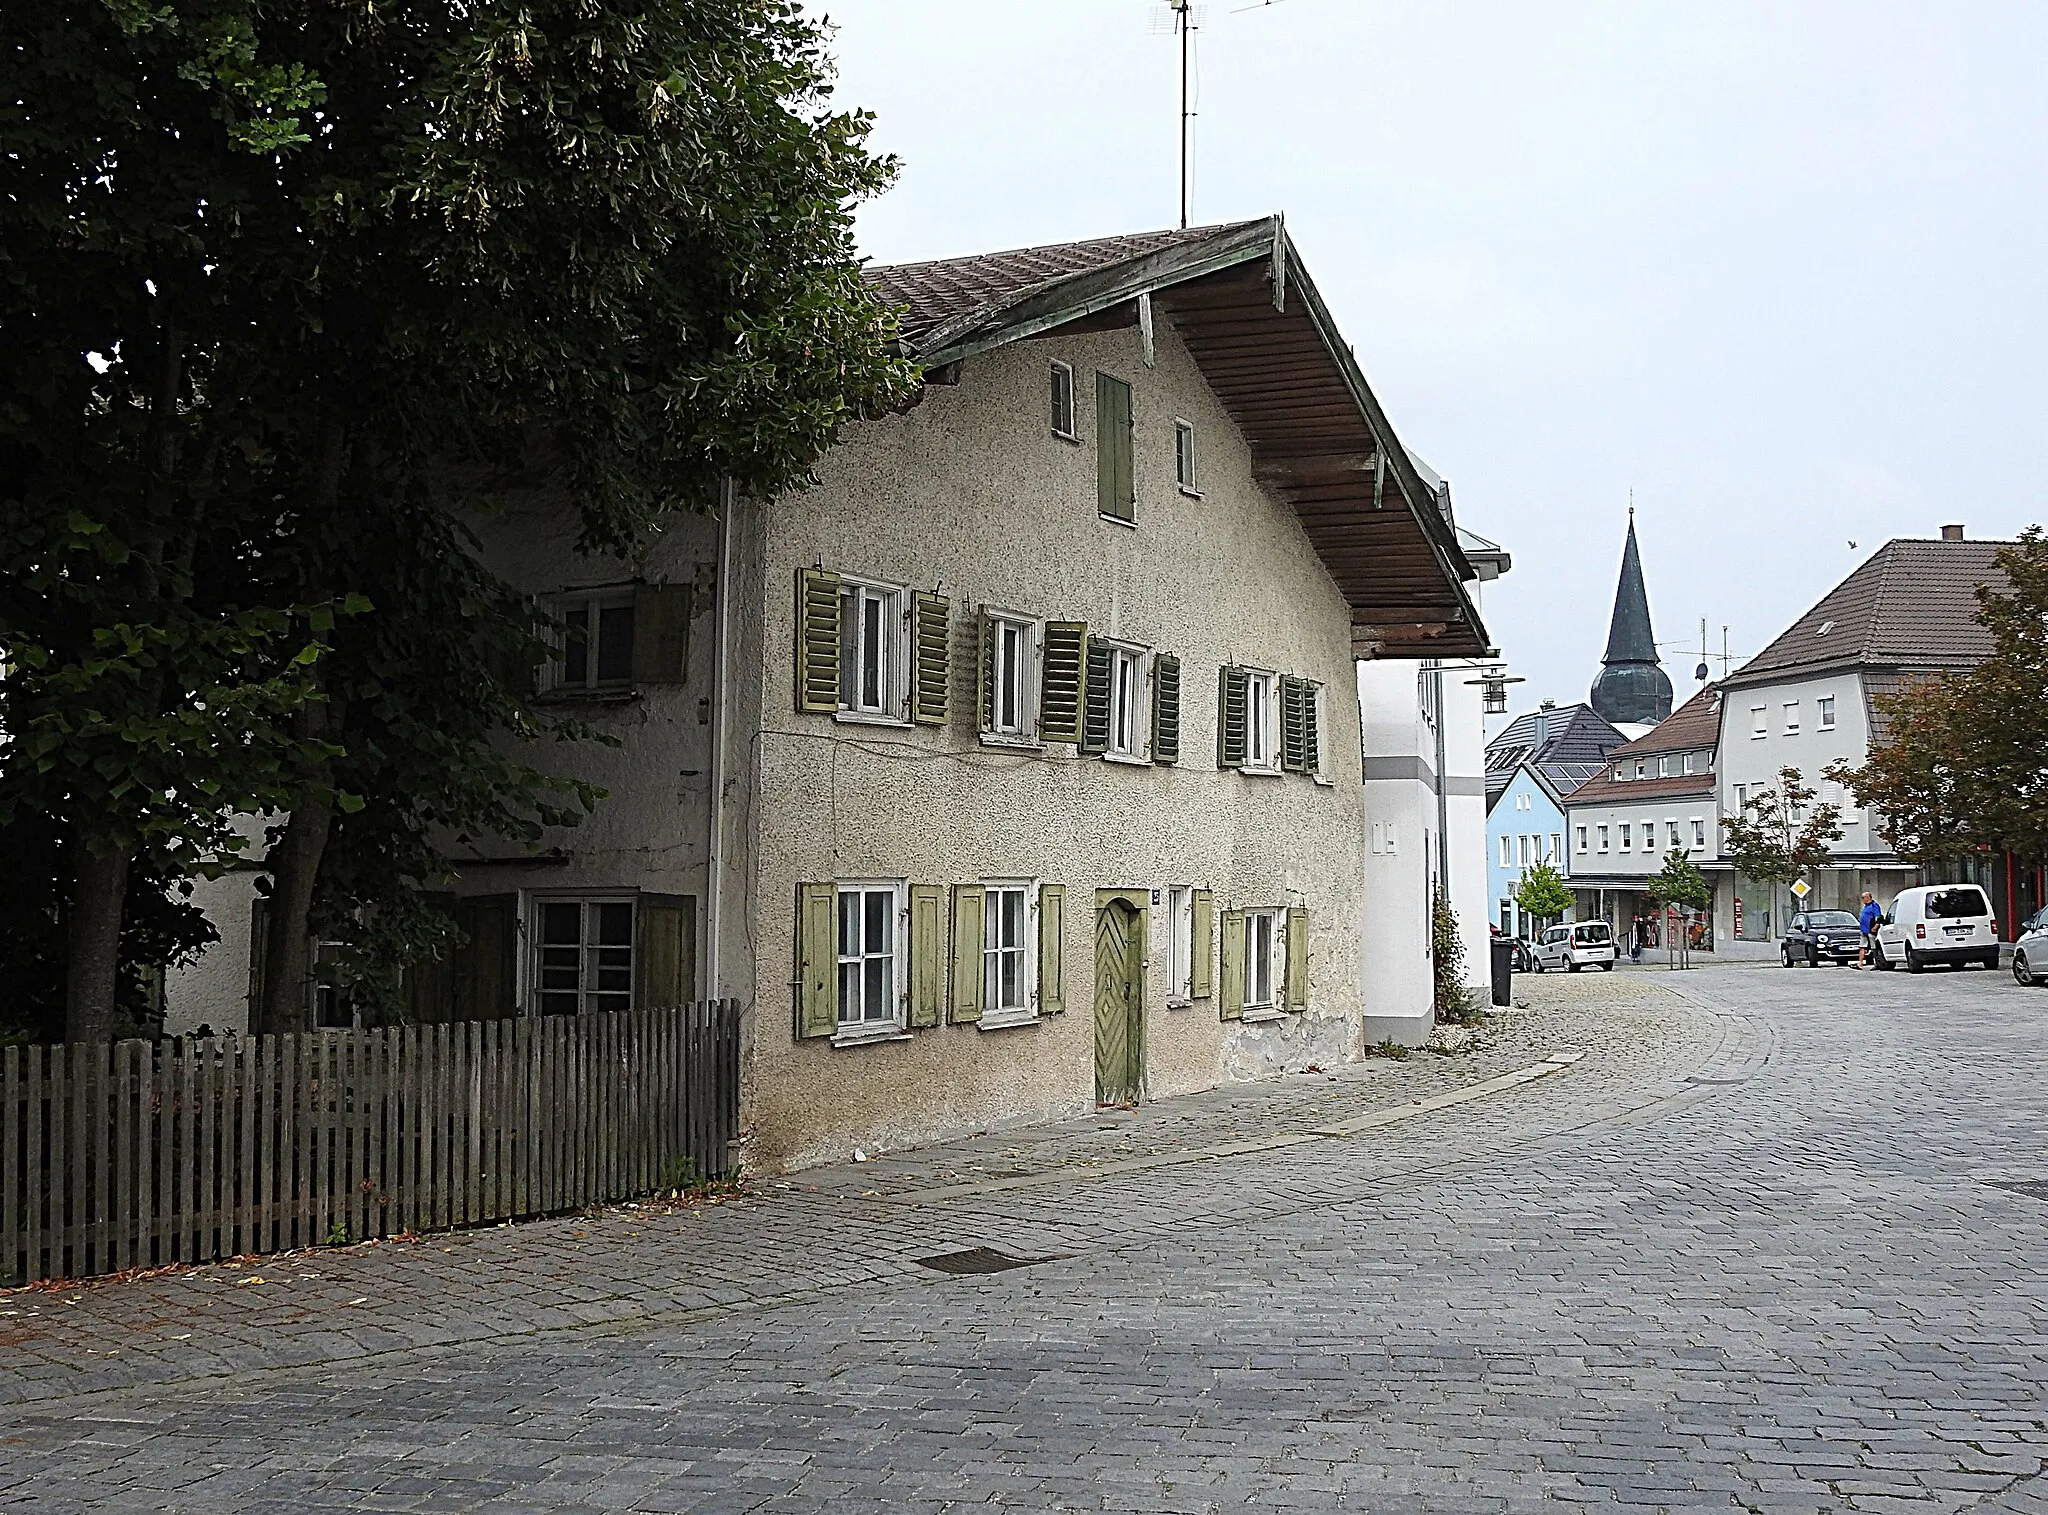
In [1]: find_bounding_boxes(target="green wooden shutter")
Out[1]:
[1040,621,1088,743]
[911,592,950,726]
[1218,909,1246,1020]
[1190,888,1214,999]
[1151,653,1181,765]
[1282,676,1310,773]
[795,882,837,1038]
[1080,641,1114,754]
[1284,906,1308,1012]
[977,613,996,732]
[455,894,521,1020]
[631,584,692,686]
[1096,373,1134,522]
[633,893,696,1011]
[949,883,985,1023]
[1304,681,1323,774]
[795,568,842,714]
[907,884,945,1028]
[1217,666,1249,768]
[1038,883,1065,1014]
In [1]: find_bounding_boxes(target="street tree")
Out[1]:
[1720,767,1844,931]
[1647,849,1712,914]
[1512,861,1574,928]
[2,0,917,1038]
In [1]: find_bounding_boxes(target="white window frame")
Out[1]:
[836,576,910,726]
[1243,668,1281,774]
[1667,819,1681,849]
[1598,825,1610,852]
[1817,694,1837,731]
[1243,907,1283,1016]
[1173,418,1200,496]
[1550,833,1562,864]
[531,895,637,1017]
[1576,825,1589,853]
[1165,885,1194,1006]
[983,609,1042,746]
[1517,835,1531,868]
[1751,706,1767,739]
[1692,817,1707,849]
[1643,822,1659,854]
[546,587,636,693]
[1635,759,1647,779]
[1620,823,1632,852]
[1050,361,1078,441]
[834,879,906,1038]
[1500,835,1513,868]
[981,879,1038,1027]
[1103,642,1151,763]
[1735,783,1750,813]
[1783,700,1801,734]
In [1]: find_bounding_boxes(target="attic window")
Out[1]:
[1815,620,1835,636]
[1050,362,1078,441]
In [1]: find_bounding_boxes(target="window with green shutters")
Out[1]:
[1189,888,1214,999]
[1038,882,1066,1014]
[978,611,1040,743]
[1218,908,1245,1020]
[1095,373,1134,523]
[949,883,985,1023]
[1284,906,1308,1012]
[793,568,948,726]
[794,569,842,715]
[911,592,950,726]
[1216,666,1248,768]
[1282,676,1312,773]
[908,883,946,1029]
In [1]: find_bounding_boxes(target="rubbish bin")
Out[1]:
[1489,937,1514,1007]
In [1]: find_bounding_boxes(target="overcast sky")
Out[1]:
[813,0,2048,713]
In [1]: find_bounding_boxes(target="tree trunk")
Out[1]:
[66,837,133,1043]
[256,700,341,1036]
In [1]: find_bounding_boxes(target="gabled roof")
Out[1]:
[1723,538,2013,690]
[1485,703,1627,772]
[1607,683,1723,757]
[1486,756,1605,816]
[864,218,1491,660]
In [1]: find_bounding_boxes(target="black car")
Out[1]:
[1781,909,1866,967]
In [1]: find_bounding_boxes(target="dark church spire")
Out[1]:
[1589,504,1673,726]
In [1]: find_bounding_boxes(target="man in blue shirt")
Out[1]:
[1858,892,1883,968]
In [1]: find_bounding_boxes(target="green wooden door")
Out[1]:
[1094,898,1143,1106]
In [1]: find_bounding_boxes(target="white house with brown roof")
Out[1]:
[1715,527,2015,939]
[1564,684,1724,949]
[168,218,1497,1171]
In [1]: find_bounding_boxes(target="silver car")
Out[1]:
[2014,906,2048,987]
[1532,920,1618,972]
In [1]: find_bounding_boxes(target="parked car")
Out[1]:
[1532,920,1617,973]
[1780,910,1866,968]
[2012,906,2048,987]
[1872,884,1999,972]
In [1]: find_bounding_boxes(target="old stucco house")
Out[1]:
[166,218,1493,1171]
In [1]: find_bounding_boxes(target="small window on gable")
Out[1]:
[549,589,636,691]
[1050,362,1077,440]
[1817,694,1837,730]
[1174,419,1199,494]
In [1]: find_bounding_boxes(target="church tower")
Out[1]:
[1589,509,1673,728]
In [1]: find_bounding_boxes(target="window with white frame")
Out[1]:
[1577,825,1589,852]
[1107,643,1149,759]
[1244,908,1282,1012]
[1751,706,1767,739]
[1817,694,1837,730]
[1500,835,1513,868]
[548,589,636,691]
[1667,819,1681,849]
[1635,759,1647,779]
[836,881,903,1029]
[986,612,1039,740]
[1174,419,1199,493]
[1683,752,1697,774]
[1598,825,1610,852]
[1550,833,1562,864]
[1783,700,1800,734]
[1244,669,1280,771]
[534,898,635,1016]
[1643,823,1659,853]
[1518,835,1532,868]
[1050,361,1078,440]
[1735,783,1750,813]
[838,579,906,719]
[1620,823,1633,851]
[1615,764,1628,781]
[982,882,1035,1019]
[1692,818,1706,849]
[1165,886,1194,1003]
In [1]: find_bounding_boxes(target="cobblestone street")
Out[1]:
[5,961,2047,1513]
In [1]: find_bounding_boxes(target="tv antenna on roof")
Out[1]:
[1159,1,1200,228]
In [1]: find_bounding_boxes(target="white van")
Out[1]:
[1532,920,1618,973]
[1874,884,1999,972]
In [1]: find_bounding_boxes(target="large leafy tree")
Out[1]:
[2,0,917,1041]
[1840,528,2048,867]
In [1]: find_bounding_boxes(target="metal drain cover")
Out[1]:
[915,1247,1050,1275]
[1989,1180,2048,1202]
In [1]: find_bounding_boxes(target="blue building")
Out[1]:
[1484,702,1623,939]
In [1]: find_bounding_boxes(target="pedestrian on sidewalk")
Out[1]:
[1858,891,1883,967]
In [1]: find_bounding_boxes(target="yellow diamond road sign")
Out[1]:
[1791,879,1812,899]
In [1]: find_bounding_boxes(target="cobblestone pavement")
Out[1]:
[5,961,2048,1513]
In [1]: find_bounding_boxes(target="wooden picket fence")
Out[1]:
[0,1000,741,1286]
